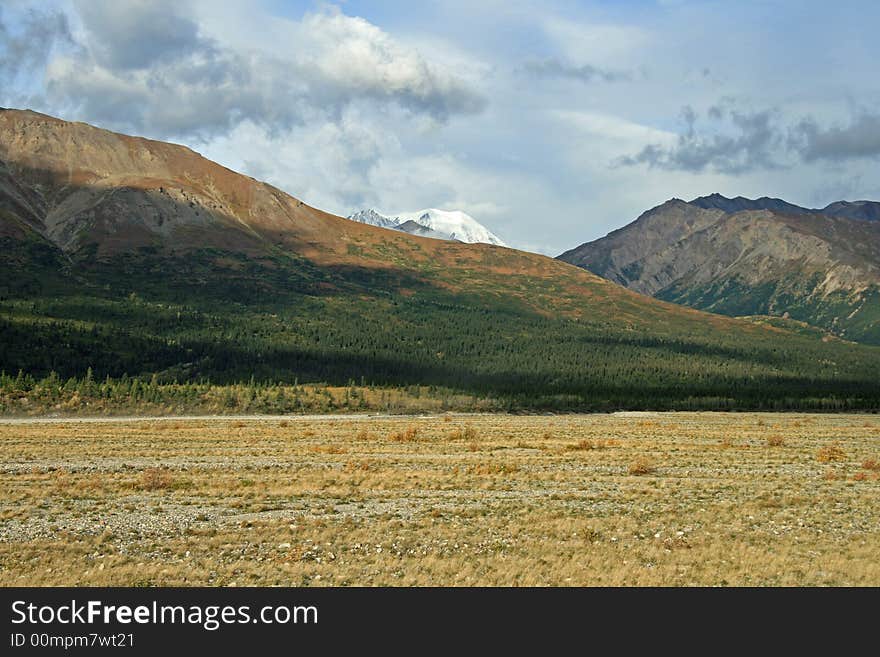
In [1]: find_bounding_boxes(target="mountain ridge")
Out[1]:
[690,192,880,222]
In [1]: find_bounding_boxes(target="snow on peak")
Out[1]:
[347,208,507,246]
[348,209,398,229]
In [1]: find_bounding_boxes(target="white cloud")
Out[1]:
[0,3,73,102]
[43,3,485,141]
[553,110,675,148]
[541,16,651,67]
[295,9,485,117]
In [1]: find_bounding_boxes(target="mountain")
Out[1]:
[347,208,398,229]
[348,208,507,245]
[691,192,880,222]
[2,109,880,410]
[394,219,452,240]
[348,210,454,240]
[689,193,815,216]
[559,195,880,344]
[822,200,880,222]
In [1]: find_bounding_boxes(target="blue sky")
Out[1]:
[3,0,880,254]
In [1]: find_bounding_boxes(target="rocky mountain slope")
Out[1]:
[2,109,879,409]
[559,195,880,344]
[348,208,506,245]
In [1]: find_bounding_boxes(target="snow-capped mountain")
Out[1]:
[348,208,507,246]
[347,209,398,229]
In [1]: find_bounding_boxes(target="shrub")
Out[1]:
[628,457,656,475]
[449,425,477,441]
[766,435,785,447]
[390,425,419,442]
[309,445,347,454]
[140,467,174,491]
[470,462,519,475]
[822,468,839,481]
[566,439,594,451]
[861,458,880,471]
[817,442,846,463]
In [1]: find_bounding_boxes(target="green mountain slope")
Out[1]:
[2,110,880,410]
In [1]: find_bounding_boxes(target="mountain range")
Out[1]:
[348,208,507,246]
[1,108,879,410]
[690,193,880,221]
[559,194,880,344]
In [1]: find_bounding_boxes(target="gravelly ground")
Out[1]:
[1,412,878,585]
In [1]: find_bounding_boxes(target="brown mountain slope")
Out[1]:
[0,107,781,332]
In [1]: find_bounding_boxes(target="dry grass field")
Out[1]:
[1,413,878,586]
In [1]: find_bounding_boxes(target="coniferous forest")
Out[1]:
[2,241,880,415]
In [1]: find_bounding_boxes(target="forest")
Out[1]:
[2,242,880,414]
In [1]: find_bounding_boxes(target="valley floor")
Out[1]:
[1,413,878,586]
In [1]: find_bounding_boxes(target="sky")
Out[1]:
[2,0,880,255]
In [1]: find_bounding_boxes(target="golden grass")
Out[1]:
[0,412,878,586]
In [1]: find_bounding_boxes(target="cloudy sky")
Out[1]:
[2,0,880,254]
